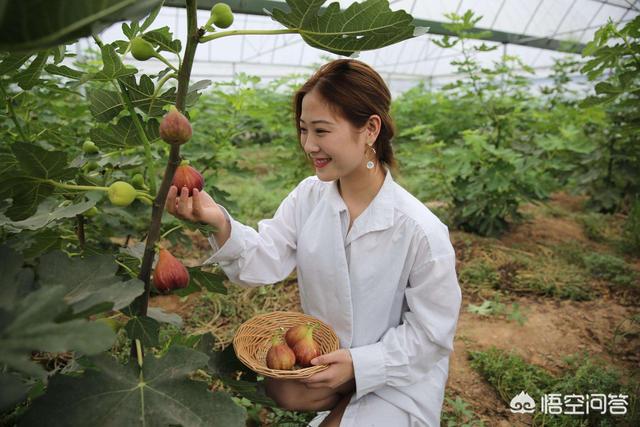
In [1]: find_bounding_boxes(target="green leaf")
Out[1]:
[21,346,247,426]
[90,115,146,148]
[270,0,420,56]
[44,64,84,80]
[11,142,77,181]
[140,2,163,32]
[143,26,182,54]
[14,50,49,90]
[188,268,227,295]
[0,372,30,413]
[0,0,164,52]
[124,315,160,347]
[87,88,124,122]
[37,251,145,314]
[147,307,183,328]
[89,44,137,82]
[119,74,176,117]
[1,176,55,221]
[0,152,19,182]
[0,198,96,232]
[0,264,115,377]
[0,246,35,312]
[0,52,33,75]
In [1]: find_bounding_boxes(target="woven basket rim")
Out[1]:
[233,311,340,379]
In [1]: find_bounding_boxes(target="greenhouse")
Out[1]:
[1,1,639,426]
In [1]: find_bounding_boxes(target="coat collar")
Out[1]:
[324,167,396,241]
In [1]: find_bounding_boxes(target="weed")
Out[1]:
[577,212,607,242]
[441,395,486,426]
[583,252,637,287]
[620,198,640,256]
[469,348,640,426]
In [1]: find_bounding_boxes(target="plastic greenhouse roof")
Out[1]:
[80,0,639,95]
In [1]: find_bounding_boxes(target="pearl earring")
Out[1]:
[366,144,376,170]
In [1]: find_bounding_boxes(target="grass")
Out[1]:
[469,347,640,427]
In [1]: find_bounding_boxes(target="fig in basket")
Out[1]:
[266,330,296,370]
[292,324,321,367]
[284,322,313,348]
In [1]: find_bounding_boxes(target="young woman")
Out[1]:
[166,59,462,427]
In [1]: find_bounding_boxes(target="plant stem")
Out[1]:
[94,32,157,194]
[199,28,298,43]
[153,73,178,98]
[134,0,200,319]
[153,52,179,73]
[160,224,183,239]
[0,85,28,141]
[76,214,86,248]
[46,180,109,192]
[118,80,157,194]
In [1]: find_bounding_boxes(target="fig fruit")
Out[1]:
[153,248,190,293]
[159,106,192,145]
[171,162,204,196]
[130,37,156,61]
[84,160,100,172]
[131,173,148,190]
[292,324,321,367]
[211,3,234,28]
[284,322,313,348]
[82,140,98,154]
[266,331,296,370]
[83,206,99,217]
[107,181,137,207]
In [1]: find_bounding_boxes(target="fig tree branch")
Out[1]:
[134,0,200,319]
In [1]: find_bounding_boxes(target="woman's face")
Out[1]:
[299,89,371,182]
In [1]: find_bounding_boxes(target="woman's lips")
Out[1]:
[313,158,331,168]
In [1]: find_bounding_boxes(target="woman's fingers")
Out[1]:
[166,186,178,215]
[177,187,190,217]
[192,188,202,217]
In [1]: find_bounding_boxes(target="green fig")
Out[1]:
[210,3,234,28]
[107,181,137,207]
[130,37,156,61]
[83,206,99,217]
[131,173,148,189]
[82,140,99,154]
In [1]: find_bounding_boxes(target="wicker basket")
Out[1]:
[233,311,340,379]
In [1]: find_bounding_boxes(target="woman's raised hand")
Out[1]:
[166,186,225,227]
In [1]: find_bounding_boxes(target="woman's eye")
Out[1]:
[316,130,327,134]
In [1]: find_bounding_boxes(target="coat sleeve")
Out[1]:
[348,230,462,401]
[204,179,308,288]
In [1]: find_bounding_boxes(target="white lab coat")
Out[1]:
[206,169,462,427]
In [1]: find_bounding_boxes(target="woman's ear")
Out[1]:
[368,115,382,138]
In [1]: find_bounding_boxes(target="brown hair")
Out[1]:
[293,59,397,173]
